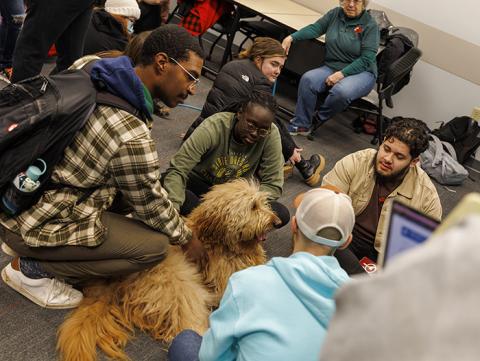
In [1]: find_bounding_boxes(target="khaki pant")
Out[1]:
[0,212,169,283]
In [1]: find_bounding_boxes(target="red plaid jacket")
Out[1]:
[179,0,232,36]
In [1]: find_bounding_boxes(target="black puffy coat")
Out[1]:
[184,59,296,159]
[83,10,128,56]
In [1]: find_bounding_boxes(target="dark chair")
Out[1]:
[166,1,195,24]
[310,46,422,144]
[203,12,239,62]
[167,4,243,64]
[201,8,287,62]
[237,18,288,51]
[349,46,423,144]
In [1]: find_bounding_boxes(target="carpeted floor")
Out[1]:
[1,43,479,361]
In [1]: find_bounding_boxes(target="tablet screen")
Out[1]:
[383,201,439,266]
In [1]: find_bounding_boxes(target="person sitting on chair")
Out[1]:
[282,0,380,136]
[321,117,442,274]
[184,37,324,186]
[163,90,290,228]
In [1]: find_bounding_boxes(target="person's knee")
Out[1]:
[300,70,319,90]
[130,235,169,264]
[168,329,202,361]
[173,329,202,343]
[329,83,351,103]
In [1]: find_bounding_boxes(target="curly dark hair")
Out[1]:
[383,117,430,158]
[138,24,204,66]
[240,90,277,115]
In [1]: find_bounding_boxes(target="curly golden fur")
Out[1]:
[57,179,278,361]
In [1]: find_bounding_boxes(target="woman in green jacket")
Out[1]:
[282,0,379,135]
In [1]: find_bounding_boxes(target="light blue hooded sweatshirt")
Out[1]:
[199,252,350,361]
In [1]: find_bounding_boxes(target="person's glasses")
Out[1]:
[170,57,200,89]
[245,120,271,138]
[341,0,363,5]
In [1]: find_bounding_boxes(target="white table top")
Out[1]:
[235,0,320,16]
[265,13,320,31]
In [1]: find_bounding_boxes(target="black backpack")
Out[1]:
[377,28,417,95]
[432,116,480,164]
[0,62,142,215]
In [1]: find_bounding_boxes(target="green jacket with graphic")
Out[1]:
[163,112,284,209]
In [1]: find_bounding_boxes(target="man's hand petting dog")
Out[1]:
[182,231,207,268]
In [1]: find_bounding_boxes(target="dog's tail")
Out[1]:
[57,282,132,361]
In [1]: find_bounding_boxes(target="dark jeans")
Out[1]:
[180,174,290,229]
[168,330,202,361]
[11,0,94,82]
[334,238,378,275]
[0,212,169,283]
[0,0,25,68]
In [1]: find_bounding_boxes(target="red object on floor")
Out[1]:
[48,45,57,58]
[359,257,378,274]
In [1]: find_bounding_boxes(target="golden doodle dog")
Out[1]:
[57,179,279,361]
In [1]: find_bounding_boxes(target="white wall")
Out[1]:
[297,0,480,159]
[372,0,480,161]
[383,62,480,125]
[373,0,480,46]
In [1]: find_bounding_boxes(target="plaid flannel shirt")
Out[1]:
[179,0,228,36]
[0,105,192,247]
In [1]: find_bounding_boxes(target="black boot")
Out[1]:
[295,154,325,186]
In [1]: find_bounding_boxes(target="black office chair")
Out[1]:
[237,17,289,51]
[166,1,195,24]
[310,46,422,144]
[203,11,240,62]
[202,8,287,62]
[349,46,423,144]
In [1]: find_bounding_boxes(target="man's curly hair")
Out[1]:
[383,117,430,158]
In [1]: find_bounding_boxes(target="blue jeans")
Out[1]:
[0,0,25,68]
[291,66,376,129]
[168,330,203,361]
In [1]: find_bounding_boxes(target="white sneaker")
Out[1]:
[1,263,83,309]
[1,242,19,257]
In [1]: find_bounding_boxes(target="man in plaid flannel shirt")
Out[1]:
[0,25,205,309]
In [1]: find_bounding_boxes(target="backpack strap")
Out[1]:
[440,139,458,161]
[81,59,148,121]
[429,134,445,166]
[95,91,141,119]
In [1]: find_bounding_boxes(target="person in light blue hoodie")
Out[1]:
[168,186,355,361]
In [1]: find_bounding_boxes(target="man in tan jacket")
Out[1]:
[322,118,442,274]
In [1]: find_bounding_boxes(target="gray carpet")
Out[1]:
[1,62,479,361]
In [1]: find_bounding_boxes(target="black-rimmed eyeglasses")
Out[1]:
[246,120,271,138]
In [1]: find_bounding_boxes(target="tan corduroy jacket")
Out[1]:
[322,148,442,253]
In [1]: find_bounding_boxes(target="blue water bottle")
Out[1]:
[1,159,47,215]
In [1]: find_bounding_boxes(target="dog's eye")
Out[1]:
[252,202,258,211]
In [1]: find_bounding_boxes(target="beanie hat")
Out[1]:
[105,0,141,20]
[295,188,355,248]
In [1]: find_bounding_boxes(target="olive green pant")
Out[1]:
[1,212,169,283]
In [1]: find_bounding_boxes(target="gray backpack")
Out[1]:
[420,134,469,185]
